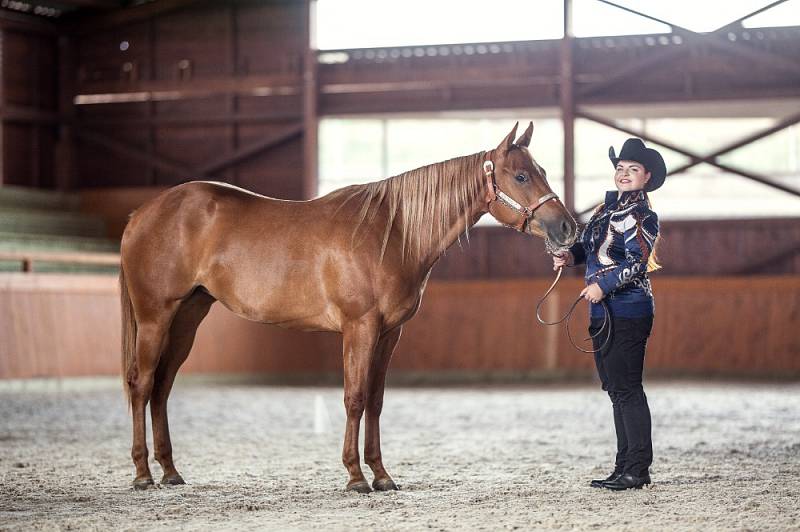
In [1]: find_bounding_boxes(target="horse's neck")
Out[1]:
[414,155,489,270]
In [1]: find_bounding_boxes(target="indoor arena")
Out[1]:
[1,1,799,530]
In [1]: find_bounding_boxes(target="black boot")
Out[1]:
[590,471,621,488]
[602,473,647,490]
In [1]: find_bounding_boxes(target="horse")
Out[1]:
[119,122,577,493]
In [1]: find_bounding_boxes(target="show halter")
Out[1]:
[483,158,559,232]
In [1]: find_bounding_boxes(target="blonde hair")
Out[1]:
[644,192,662,273]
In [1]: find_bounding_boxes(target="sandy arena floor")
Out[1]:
[1,380,798,531]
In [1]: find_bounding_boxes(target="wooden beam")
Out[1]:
[55,0,123,8]
[702,34,800,78]
[146,17,157,186]
[0,22,3,185]
[67,0,205,35]
[670,111,800,175]
[576,109,800,216]
[196,125,303,177]
[712,0,789,32]
[596,0,681,31]
[0,7,57,34]
[707,160,800,198]
[56,34,78,191]
[598,0,800,77]
[303,0,318,199]
[577,45,686,98]
[0,105,58,125]
[74,128,194,178]
[77,122,303,183]
[76,111,302,127]
[560,0,575,216]
[76,74,301,98]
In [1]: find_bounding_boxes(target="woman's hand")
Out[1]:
[552,250,574,270]
[580,283,605,304]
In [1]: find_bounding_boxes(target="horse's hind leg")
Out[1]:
[341,315,381,493]
[364,325,402,491]
[151,289,215,486]
[130,308,178,489]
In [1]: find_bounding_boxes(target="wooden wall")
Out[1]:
[2,273,798,381]
[0,13,58,188]
[69,0,307,197]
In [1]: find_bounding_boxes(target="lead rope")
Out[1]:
[535,265,612,354]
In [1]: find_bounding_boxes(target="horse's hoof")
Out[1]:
[132,477,154,490]
[372,478,398,491]
[346,480,372,494]
[161,473,185,486]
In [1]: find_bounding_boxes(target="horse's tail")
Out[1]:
[120,263,137,409]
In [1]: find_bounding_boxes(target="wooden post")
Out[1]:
[147,18,157,185]
[302,0,319,199]
[229,3,239,186]
[55,34,77,191]
[560,0,575,218]
[0,30,6,186]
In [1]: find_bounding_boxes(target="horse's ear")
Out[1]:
[515,121,534,148]
[497,122,519,153]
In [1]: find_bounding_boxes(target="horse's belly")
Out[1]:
[201,258,337,332]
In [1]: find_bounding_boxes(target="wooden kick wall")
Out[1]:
[1,274,798,381]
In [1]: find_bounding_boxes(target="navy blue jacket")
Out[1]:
[569,189,659,319]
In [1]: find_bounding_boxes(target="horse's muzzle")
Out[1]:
[543,217,578,249]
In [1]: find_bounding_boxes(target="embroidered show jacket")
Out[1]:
[569,189,659,319]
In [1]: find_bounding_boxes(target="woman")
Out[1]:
[553,138,666,491]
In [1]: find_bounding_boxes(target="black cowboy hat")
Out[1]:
[608,138,667,192]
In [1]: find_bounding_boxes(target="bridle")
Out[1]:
[483,158,559,233]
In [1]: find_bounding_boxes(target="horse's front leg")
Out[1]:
[341,315,381,493]
[365,325,402,491]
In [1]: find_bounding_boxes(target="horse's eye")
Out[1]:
[515,174,528,183]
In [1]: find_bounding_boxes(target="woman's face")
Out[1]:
[614,160,651,192]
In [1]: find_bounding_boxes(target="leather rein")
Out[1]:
[535,265,612,354]
[482,155,611,354]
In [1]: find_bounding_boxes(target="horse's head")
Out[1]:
[486,122,577,249]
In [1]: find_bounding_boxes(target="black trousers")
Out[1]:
[589,315,654,477]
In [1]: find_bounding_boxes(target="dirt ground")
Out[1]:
[1,379,798,531]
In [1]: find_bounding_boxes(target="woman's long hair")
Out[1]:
[644,192,662,273]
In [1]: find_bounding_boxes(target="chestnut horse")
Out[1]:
[120,122,577,492]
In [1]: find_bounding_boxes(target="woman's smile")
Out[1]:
[614,160,651,191]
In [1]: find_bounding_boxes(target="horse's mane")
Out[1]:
[336,151,486,262]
